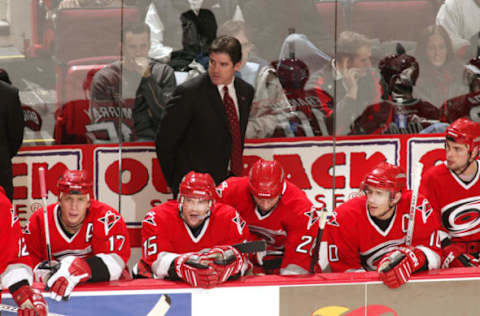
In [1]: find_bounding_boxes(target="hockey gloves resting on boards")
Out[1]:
[442,243,480,268]
[175,245,248,288]
[34,256,91,301]
[12,285,48,316]
[377,246,426,288]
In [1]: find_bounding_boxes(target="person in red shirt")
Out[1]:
[322,162,445,288]
[134,171,250,288]
[0,186,48,315]
[217,158,319,274]
[25,169,131,301]
[420,118,480,267]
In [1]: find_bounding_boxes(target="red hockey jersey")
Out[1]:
[25,200,130,280]
[140,200,249,279]
[217,177,319,274]
[0,187,32,289]
[420,162,480,244]
[321,192,445,272]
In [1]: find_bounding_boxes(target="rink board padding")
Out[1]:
[2,268,480,316]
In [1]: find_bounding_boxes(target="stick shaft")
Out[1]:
[39,167,53,264]
[406,164,423,246]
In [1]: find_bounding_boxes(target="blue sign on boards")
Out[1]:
[2,293,191,316]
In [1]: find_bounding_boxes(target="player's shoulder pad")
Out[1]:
[281,181,313,208]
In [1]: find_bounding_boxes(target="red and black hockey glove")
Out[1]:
[203,245,249,282]
[174,253,218,288]
[46,256,92,301]
[12,285,48,316]
[442,243,480,268]
[377,246,426,288]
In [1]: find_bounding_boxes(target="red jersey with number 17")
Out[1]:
[24,200,130,268]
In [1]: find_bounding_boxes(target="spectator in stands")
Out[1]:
[441,57,480,123]
[0,69,24,201]
[415,25,467,109]
[436,0,480,61]
[88,22,176,143]
[217,20,293,138]
[146,0,221,63]
[314,31,381,135]
[351,45,440,135]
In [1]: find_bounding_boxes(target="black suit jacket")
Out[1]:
[155,72,254,195]
[0,81,24,201]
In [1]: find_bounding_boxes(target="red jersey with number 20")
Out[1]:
[217,177,319,274]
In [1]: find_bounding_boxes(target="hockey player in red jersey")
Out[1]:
[420,118,480,267]
[134,171,251,288]
[321,162,445,288]
[441,57,480,123]
[0,186,48,315]
[217,158,319,275]
[351,45,440,135]
[25,169,131,301]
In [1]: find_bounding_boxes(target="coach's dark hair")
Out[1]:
[209,35,242,65]
[123,22,151,42]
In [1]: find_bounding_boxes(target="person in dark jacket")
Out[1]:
[0,69,24,201]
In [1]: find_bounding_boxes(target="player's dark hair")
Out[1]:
[209,35,242,65]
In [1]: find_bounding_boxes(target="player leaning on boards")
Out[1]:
[321,162,446,288]
[134,171,251,288]
[420,118,480,267]
[217,158,320,274]
[24,170,131,301]
[0,186,48,315]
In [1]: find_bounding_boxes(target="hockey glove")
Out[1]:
[203,246,248,282]
[174,253,218,288]
[46,256,91,301]
[33,260,60,285]
[442,243,480,268]
[377,246,426,288]
[12,285,48,316]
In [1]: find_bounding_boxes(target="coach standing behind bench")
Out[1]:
[155,35,254,197]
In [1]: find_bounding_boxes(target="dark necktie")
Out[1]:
[223,86,243,175]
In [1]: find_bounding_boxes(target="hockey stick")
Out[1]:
[405,163,423,246]
[0,303,65,316]
[39,167,54,267]
[232,240,266,254]
[146,294,171,316]
[310,207,331,273]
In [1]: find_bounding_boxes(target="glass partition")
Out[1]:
[1,0,478,217]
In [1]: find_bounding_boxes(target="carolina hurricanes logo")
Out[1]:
[22,105,42,131]
[360,238,404,271]
[10,208,18,228]
[248,225,287,248]
[304,207,321,230]
[442,197,480,238]
[143,211,157,226]
[98,210,121,235]
[232,211,246,234]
